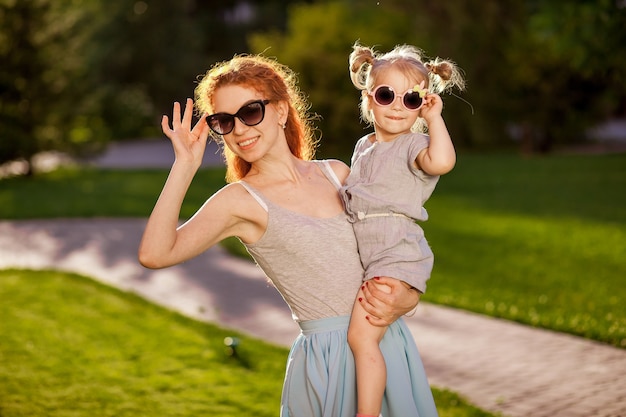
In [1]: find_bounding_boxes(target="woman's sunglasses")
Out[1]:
[368,85,426,111]
[206,99,270,135]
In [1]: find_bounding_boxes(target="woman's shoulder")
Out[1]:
[318,158,349,170]
[211,181,259,205]
[217,181,247,194]
[209,182,269,222]
[313,158,350,183]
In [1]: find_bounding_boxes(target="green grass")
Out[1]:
[0,168,225,219]
[0,269,494,417]
[422,152,626,347]
[0,152,624,348]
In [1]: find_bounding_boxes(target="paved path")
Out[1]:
[81,137,225,169]
[2,140,625,417]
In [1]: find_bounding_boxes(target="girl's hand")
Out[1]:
[359,276,420,326]
[419,93,444,125]
[161,98,210,168]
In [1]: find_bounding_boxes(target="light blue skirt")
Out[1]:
[280,315,438,417]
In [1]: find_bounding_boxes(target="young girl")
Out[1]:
[342,43,465,417]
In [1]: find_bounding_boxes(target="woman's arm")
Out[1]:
[358,276,421,326]
[139,99,266,269]
[138,99,214,269]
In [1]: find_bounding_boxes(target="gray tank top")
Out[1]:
[239,160,364,322]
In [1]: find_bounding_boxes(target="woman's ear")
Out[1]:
[275,100,289,125]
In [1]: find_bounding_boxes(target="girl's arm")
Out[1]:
[415,93,456,176]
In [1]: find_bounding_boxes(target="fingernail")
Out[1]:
[365,316,370,321]
[358,297,363,302]
[374,277,380,280]
[361,285,365,290]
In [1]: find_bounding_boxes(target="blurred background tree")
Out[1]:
[250,1,416,158]
[250,0,529,157]
[505,0,626,153]
[0,0,107,175]
[1,0,625,173]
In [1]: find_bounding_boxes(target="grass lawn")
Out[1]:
[0,269,494,417]
[423,152,626,347]
[0,151,624,349]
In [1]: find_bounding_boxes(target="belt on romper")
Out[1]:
[356,211,412,221]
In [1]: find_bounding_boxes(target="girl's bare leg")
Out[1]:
[347,280,391,417]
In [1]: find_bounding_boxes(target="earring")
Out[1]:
[281,121,286,129]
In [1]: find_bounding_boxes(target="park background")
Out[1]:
[2,0,626,170]
[1,1,625,416]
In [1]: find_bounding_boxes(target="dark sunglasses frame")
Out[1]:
[368,85,425,111]
[206,99,271,135]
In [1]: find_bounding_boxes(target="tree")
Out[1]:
[248,0,526,155]
[249,1,415,159]
[505,0,626,152]
[82,0,205,140]
[0,0,318,174]
[249,0,626,155]
[0,0,123,174]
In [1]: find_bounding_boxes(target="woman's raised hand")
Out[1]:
[161,98,210,168]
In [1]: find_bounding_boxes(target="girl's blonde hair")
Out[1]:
[195,55,317,182]
[349,42,465,132]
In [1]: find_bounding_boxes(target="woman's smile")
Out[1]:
[237,135,259,149]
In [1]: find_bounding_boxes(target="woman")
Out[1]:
[138,54,438,417]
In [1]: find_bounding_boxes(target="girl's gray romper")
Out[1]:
[341,133,439,293]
